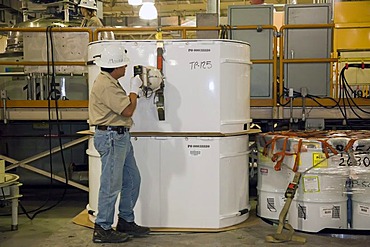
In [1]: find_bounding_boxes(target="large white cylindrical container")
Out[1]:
[86,135,101,224]
[283,138,348,232]
[256,134,289,221]
[257,131,370,232]
[86,134,250,229]
[287,171,348,233]
[352,192,370,230]
[88,40,251,133]
[350,154,370,230]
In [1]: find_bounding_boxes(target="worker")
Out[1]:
[250,0,265,4]
[89,44,150,243]
[78,0,103,27]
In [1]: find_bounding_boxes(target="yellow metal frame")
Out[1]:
[0,27,92,109]
[332,1,370,105]
[0,25,278,109]
[0,8,369,111]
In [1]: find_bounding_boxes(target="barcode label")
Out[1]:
[358,204,370,216]
[267,197,277,212]
[189,150,201,156]
[279,195,286,207]
[320,206,340,219]
[332,206,340,219]
[298,204,307,219]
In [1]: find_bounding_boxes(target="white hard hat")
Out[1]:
[78,0,98,10]
[94,44,130,68]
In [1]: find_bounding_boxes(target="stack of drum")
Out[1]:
[87,39,254,229]
[257,130,370,232]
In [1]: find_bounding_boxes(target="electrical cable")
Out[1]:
[280,62,370,127]
[48,24,69,203]
[12,26,70,220]
[336,64,370,128]
[17,26,56,218]
[219,25,224,39]
[281,86,338,109]
[343,84,363,119]
[340,65,370,114]
[278,87,294,106]
[219,25,230,39]
[334,70,349,127]
[225,25,230,39]
[305,95,338,109]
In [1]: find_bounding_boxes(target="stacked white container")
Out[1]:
[285,138,348,233]
[257,131,370,232]
[87,39,252,229]
[256,135,290,222]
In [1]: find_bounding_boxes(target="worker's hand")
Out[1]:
[130,75,143,95]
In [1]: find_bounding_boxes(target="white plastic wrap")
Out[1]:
[257,130,370,232]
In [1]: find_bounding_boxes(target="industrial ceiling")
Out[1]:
[101,0,318,17]
[0,0,323,21]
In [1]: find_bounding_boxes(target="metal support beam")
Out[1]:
[0,135,90,192]
[251,106,370,120]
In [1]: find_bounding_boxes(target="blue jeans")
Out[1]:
[94,129,141,230]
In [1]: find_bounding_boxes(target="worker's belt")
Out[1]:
[96,126,130,134]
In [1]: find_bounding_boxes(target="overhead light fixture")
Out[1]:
[139,0,158,20]
[128,0,142,6]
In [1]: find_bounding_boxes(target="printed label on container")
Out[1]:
[267,197,277,212]
[187,144,210,157]
[312,152,328,168]
[303,176,320,193]
[358,204,370,216]
[320,207,333,218]
[295,152,328,168]
[189,150,202,157]
[279,195,286,207]
[320,206,340,219]
[259,167,268,175]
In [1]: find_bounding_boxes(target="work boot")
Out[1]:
[93,224,129,243]
[116,218,150,236]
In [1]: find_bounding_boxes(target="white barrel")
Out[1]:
[86,136,100,224]
[283,138,348,232]
[88,39,251,133]
[87,39,252,229]
[287,170,348,232]
[256,131,370,232]
[87,134,250,229]
[256,134,289,221]
[134,135,250,228]
[350,154,370,230]
[327,137,370,230]
[86,135,121,227]
[352,193,370,230]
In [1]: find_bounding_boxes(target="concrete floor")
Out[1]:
[1,186,370,247]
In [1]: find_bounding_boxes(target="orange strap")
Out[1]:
[273,137,289,171]
[262,135,283,157]
[292,139,303,172]
[318,139,338,159]
[344,138,357,152]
